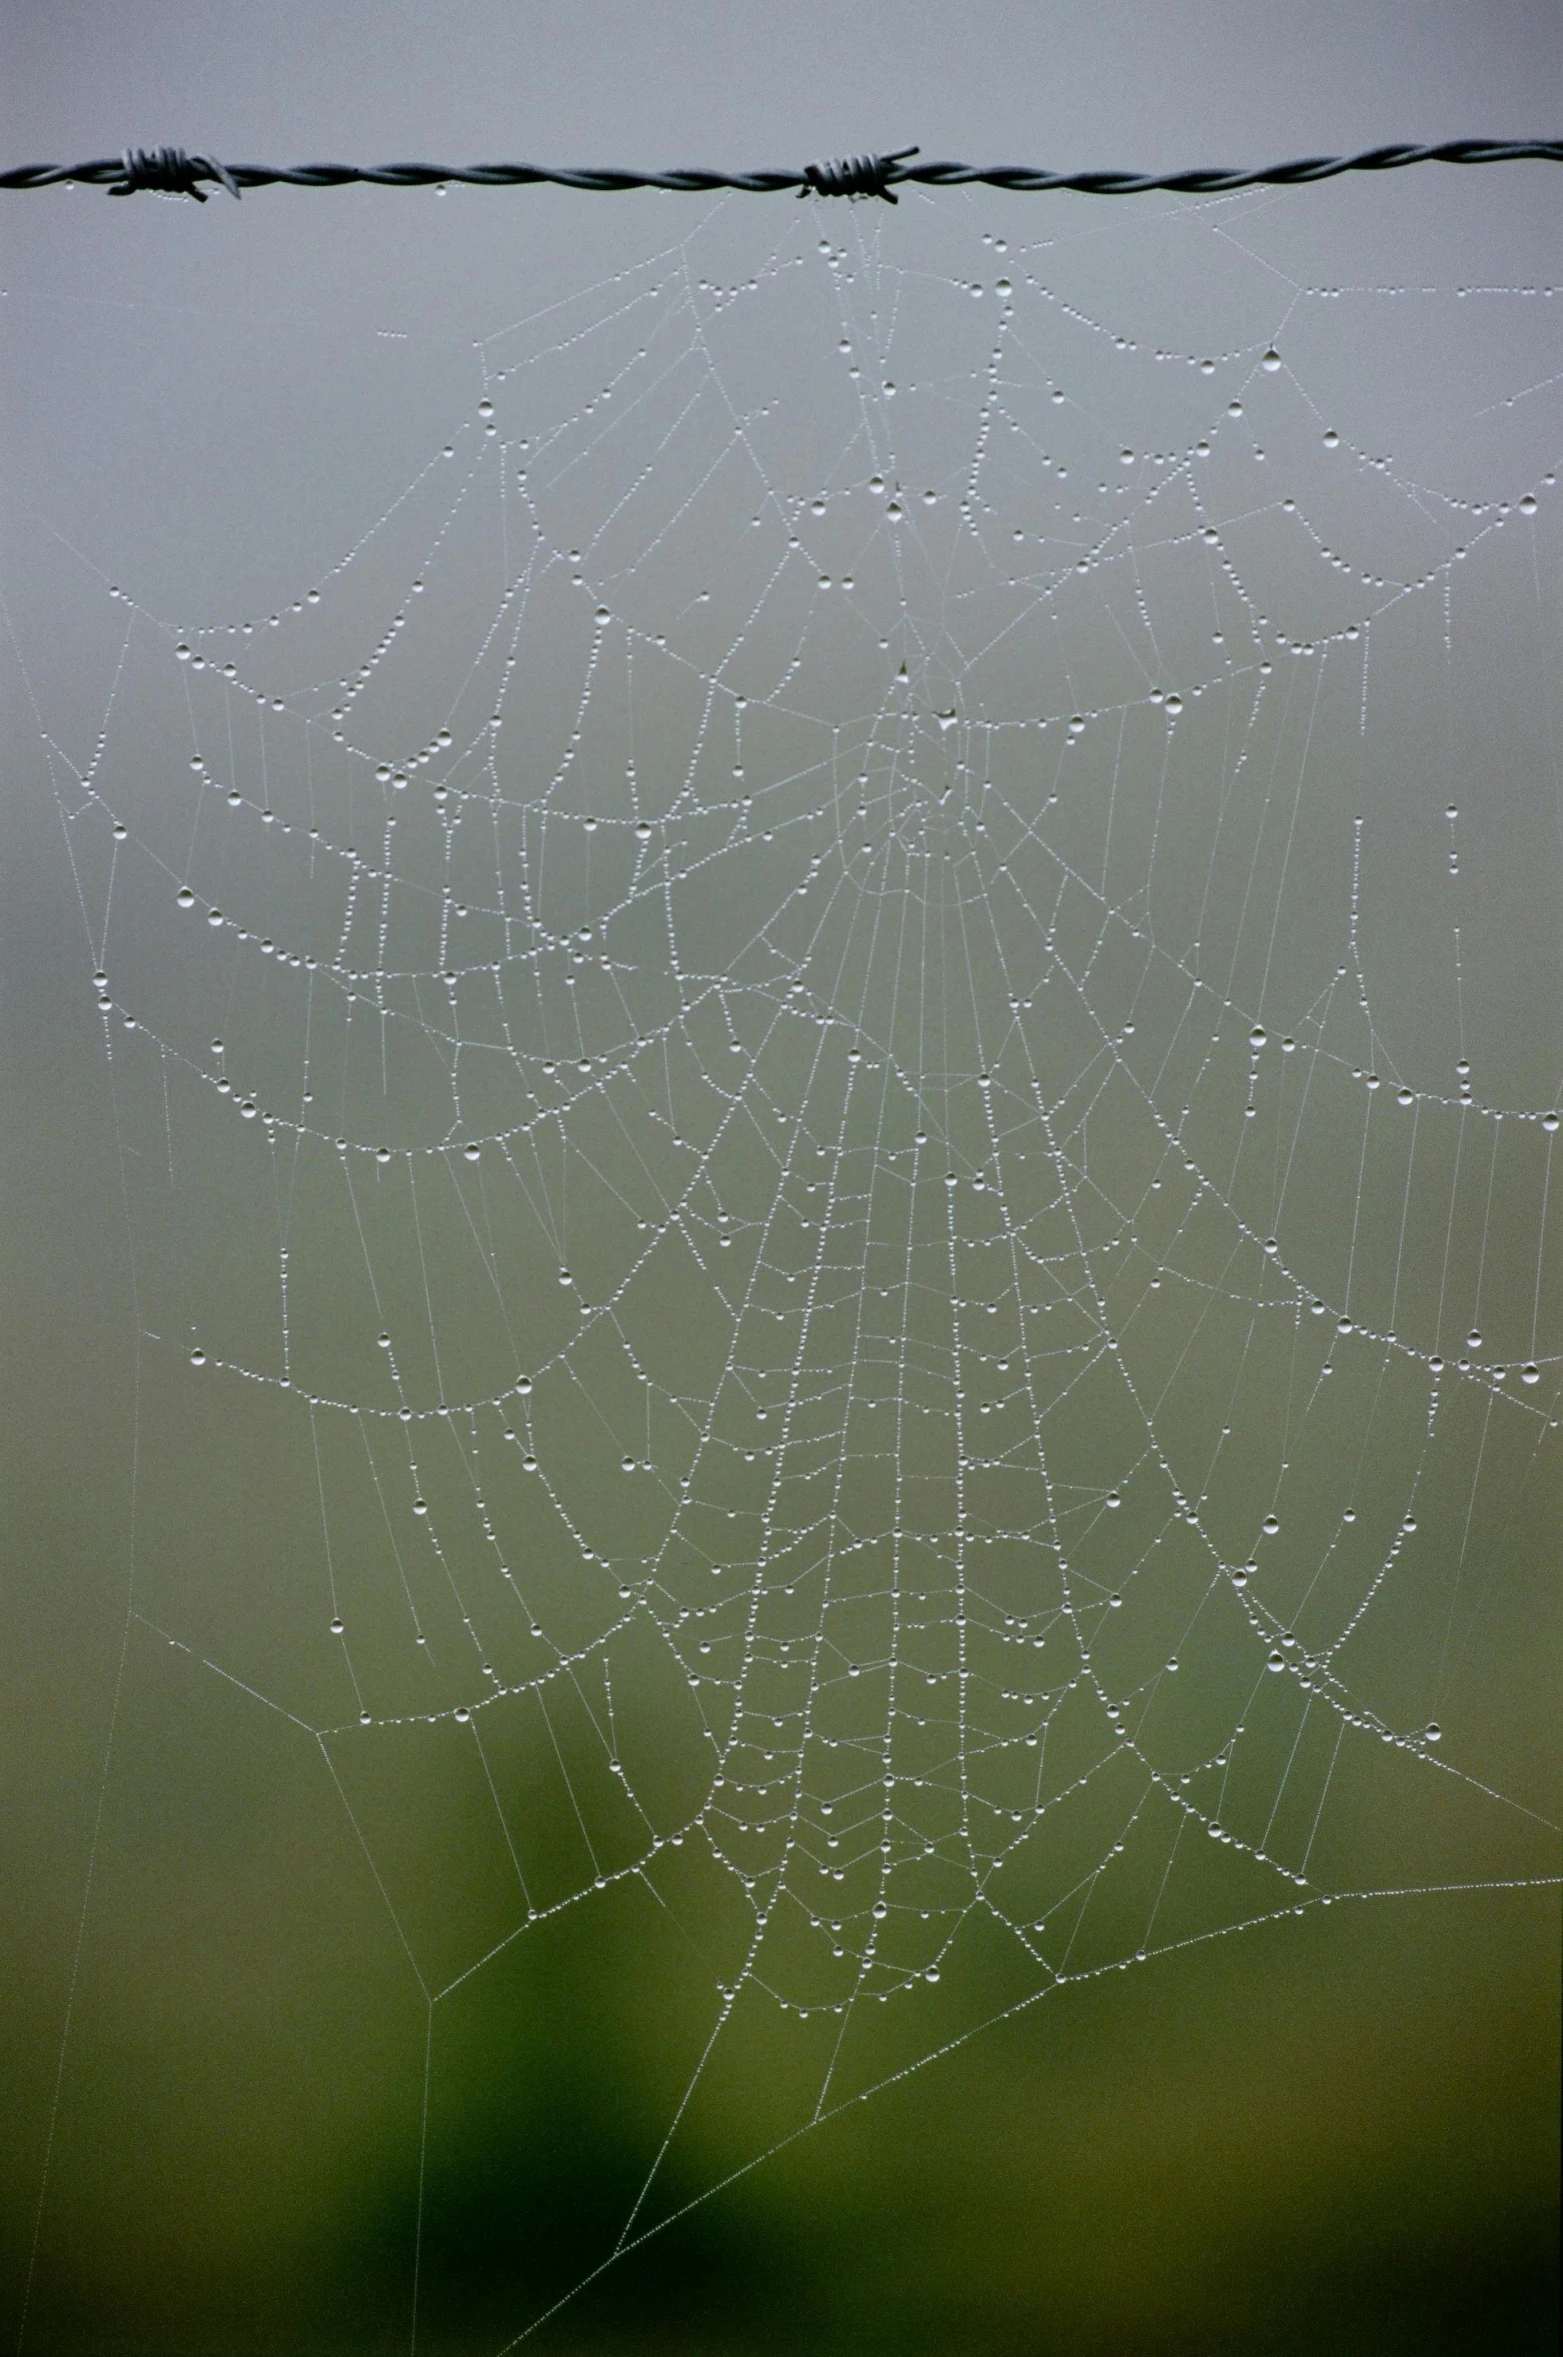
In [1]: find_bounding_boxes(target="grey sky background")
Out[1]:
[9,0,1561,166]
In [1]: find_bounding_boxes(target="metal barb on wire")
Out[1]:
[108,146,240,200]
[3,136,1561,203]
[800,148,919,203]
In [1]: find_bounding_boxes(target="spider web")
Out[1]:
[14,183,1562,2335]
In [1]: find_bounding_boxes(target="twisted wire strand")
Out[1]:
[2,137,1561,202]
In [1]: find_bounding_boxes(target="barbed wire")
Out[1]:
[2,137,1561,205]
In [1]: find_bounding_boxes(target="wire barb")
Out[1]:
[800,147,919,203]
[3,137,1560,203]
[107,146,240,201]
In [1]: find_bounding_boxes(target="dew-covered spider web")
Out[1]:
[17,183,1562,2337]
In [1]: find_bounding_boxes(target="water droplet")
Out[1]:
[1544,1113,1559,1132]
[175,643,191,662]
[1106,1491,1121,1509]
[376,1147,391,1164]
[1164,693,1182,715]
[329,1617,344,1635]
[1522,1362,1540,1384]
[1424,1722,1441,1742]
[1398,1088,1414,1107]
[190,1348,206,1367]
[1323,429,1339,449]
[1267,1651,1285,1671]
[207,909,223,928]
[1261,348,1281,372]
[177,888,195,909]
[477,399,493,418]
[464,1143,480,1161]
[1262,1514,1280,1535]
[1520,494,1538,515]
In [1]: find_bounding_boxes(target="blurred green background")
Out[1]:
[3,5,1560,2351]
